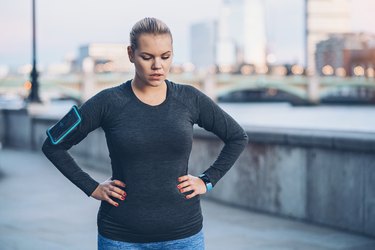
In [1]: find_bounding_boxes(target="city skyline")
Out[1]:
[216,0,267,68]
[1,0,375,70]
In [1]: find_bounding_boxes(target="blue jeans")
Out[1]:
[97,229,205,250]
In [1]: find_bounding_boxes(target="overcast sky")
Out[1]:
[1,0,374,69]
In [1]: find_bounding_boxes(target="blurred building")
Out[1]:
[46,63,71,75]
[0,65,10,78]
[216,0,267,72]
[190,21,217,69]
[77,43,132,73]
[306,0,351,75]
[316,33,375,77]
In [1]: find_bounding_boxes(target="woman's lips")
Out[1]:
[149,74,163,80]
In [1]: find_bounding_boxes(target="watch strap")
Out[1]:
[198,174,213,191]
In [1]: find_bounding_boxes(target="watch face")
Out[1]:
[206,183,213,191]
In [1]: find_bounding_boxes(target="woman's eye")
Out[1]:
[162,56,170,60]
[142,57,152,60]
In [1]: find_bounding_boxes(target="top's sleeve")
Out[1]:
[195,89,248,187]
[41,90,109,197]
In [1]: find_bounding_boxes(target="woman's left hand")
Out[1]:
[177,174,207,199]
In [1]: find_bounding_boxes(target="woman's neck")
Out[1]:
[130,79,167,105]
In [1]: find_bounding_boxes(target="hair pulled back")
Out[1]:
[130,17,173,51]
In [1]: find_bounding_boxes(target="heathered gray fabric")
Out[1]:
[42,79,248,243]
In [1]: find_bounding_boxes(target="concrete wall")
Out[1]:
[2,109,32,149]
[2,108,375,237]
[0,110,4,147]
[191,128,375,237]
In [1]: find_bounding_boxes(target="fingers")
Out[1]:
[105,192,126,207]
[109,185,127,197]
[177,180,190,189]
[105,196,119,207]
[177,180,192,193]
[95,185,120,207]
[111,179,126,188]
[105,179,127,207]
[177,174,206,199]
[109,179,127,197]
[178,175,189,182]
[186,191,198,199]
[179,185,193,194]
[107,189,127,201]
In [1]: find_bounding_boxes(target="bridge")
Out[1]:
[208,74,375,105]
[1,73,375,105]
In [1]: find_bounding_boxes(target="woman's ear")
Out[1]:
[127,46,134,63]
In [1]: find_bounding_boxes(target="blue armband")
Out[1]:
[46,105,82,145]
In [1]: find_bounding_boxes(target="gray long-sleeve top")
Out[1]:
[42,79,248,243]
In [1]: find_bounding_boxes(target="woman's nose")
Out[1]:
[152,58,162,69]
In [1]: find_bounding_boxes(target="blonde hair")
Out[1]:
[130,17,173,51]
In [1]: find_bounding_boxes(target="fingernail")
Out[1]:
[177,185,180,188]
[120,196,125,200]
[115,203,119,207]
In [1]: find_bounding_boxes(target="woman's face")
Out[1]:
[128,33,173,88]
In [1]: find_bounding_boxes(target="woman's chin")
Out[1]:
[147,79,166,87]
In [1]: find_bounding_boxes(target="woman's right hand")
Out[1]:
[90,178,127,207]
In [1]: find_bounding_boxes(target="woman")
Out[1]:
[42,17,248,250]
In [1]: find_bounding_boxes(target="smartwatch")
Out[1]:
[198,174,213,191]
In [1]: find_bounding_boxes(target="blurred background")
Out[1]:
[1,0,375,249]
[1,0,375,107]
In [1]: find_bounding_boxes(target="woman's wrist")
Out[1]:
[198,174,213,192]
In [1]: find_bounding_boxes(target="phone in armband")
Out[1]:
[46,105,82,145]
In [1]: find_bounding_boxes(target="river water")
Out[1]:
[219,103,375,134]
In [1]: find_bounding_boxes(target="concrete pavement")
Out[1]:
[0,148,374,250]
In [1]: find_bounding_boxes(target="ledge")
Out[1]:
[193,125,375,153]
[3,107,374,153]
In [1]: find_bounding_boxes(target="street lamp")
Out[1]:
[28,0,41,103]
